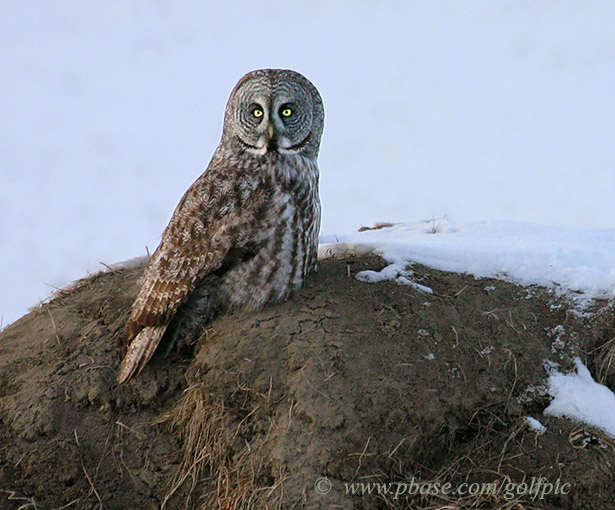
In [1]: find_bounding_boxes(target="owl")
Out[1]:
[117,69,324,383]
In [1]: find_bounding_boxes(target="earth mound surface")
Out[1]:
[1,256,614,509]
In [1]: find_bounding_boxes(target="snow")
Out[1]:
[2,3,615,325]
[355,263,434,293]
[105,256,149,272]
[319,220,615,303]
[525,417,547,435]
[545,358,615,438]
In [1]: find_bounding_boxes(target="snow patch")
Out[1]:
[319,219,615,304]
[525,416,547,435]
[545,358,615,438]
[355,263,433,294]
[549,325,567,354]
[105,255,149,272]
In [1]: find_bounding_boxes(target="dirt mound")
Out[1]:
[1,256,614,509]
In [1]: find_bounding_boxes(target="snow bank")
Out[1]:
[319,219,615,301]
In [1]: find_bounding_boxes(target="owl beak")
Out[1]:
[266,122,278,152]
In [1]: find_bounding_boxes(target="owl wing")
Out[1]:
[118,167,254,383]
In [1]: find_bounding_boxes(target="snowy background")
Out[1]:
[2,1,615,326]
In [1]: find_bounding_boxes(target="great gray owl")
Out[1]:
[117,69,324,383]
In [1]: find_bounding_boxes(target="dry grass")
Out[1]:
[369,408,547,510]
[420,492,541,509]
[595,335,615,384]
[0,489,40,510]
[159,383,281,510]
[585,299,615,385]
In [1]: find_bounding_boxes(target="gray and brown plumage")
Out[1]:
[117,69,324,383]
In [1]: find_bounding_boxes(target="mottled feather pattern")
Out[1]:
[118,69,323,383]
[220,153,320,308]
[117,326,166,382]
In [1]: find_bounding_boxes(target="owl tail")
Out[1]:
[117,325,167,383]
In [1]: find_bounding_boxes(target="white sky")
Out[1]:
[2,1,615,325]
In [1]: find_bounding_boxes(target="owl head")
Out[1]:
[222,69,324,159]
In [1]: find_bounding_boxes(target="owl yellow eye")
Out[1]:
[253,108,264,118]
[281,108,292,117]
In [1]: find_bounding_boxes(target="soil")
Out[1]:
[1,255,614,510]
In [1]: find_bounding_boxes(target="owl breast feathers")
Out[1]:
[118,69,324,383]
